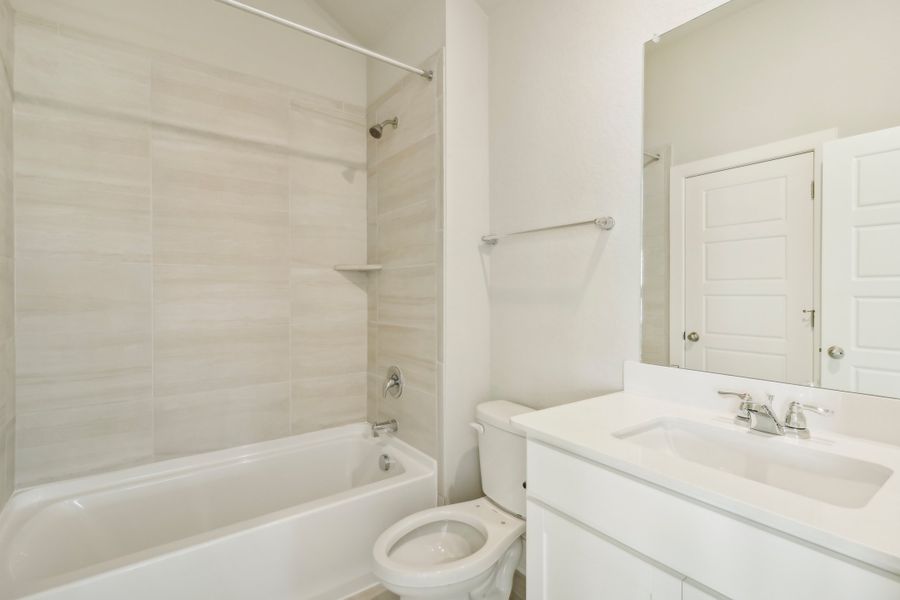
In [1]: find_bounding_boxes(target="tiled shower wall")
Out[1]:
[0,0,14,504]
[367,52,443,458]
[13,14,368,486]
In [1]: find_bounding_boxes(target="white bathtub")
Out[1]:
[0,424,435,600]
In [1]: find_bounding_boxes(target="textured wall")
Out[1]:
[0,0,14,504]
[13,13,368,486]
[367,52,443,459]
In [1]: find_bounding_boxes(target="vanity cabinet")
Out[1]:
[527,501,682,599]
[525,441,900,600]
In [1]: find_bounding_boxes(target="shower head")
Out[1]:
[369,117,399,139]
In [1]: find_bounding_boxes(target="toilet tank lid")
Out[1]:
[476,400,534,433]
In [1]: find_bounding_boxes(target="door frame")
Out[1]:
[668,129,838,382]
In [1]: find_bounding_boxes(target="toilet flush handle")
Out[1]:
[469,422,485,434]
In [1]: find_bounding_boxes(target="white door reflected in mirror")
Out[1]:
[642,0,900,400]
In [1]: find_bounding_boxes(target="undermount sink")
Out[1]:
[613,418,893,509]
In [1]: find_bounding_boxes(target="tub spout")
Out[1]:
[372,419,399,437]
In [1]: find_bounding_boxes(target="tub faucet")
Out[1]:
[383,366,404,399]
[372,419,399,437]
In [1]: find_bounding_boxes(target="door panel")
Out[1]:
[822,126,900,396]
[683,153,815,384]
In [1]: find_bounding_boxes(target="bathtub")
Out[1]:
[0,424,436,600]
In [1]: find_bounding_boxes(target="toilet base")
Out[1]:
[389,538,522,600]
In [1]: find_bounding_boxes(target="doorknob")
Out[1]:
[827,345,845,359]
[686,331,700,342]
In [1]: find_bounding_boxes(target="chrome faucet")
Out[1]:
[782,401,834,438]
[372,419,399,437]
[721,390,834,438]
[717,390,754,421]
[747,396,785,436]
[383,366,404,399]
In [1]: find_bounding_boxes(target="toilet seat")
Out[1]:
[372,498,525,590]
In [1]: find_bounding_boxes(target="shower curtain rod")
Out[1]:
[213,0,434,81]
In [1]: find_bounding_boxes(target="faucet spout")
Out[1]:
[746,395,785,436]
[372,419,399,437]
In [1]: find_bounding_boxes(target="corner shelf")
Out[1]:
[333,264,383,272]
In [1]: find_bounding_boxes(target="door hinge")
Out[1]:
[810,180,815,199]
[802,309,816,327]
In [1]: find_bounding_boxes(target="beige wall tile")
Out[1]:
[16,258,151,336]
[154,381,289,458]
[0,71,11,259]
[15,103,150,186]
[152,131,289,267]
[375,382,436,458]
[377,134,437,218]
[16,400,153,486]
[376,324,436,395]
[0,419,14,505]
[16,175,151,263]
[151,61,289,146]
[291,268,366,380]
[0,0,12,85]
[289,100,366,165]
[0,257,10,341]
[376,200,436,268]
[15,259,152,413]
[290,157,366,267]
[0,337,13,428]
[377,266,436,330]
[16,329,152,414]
[15,18,151,117]
[291,372,366,434]
[372,75,437,165]
[154,264,289,398]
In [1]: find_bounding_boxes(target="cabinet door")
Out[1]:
[527,501,682,600]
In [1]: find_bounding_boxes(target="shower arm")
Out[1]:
[213,0,434,81]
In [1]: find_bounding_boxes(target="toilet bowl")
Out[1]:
[372,499,524,600]
[372,401,533,600]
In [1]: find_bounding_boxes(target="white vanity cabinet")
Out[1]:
[524,440,900,600]
[527,501,682,599]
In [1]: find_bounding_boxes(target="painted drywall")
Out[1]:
[442,0,490,503]
[366,0,444,103]
[10,0,365,106]
[488,0,729,408]
[645,0,900,166]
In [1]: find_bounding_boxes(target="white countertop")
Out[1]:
[512,391,900,576]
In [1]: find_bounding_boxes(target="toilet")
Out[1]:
[372,401,533,600]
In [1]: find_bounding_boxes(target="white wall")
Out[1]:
[10,0,365,105]
[441,0,490,503]
[367,0,444,102]
[488,0,728,408]
[645,0,900,166]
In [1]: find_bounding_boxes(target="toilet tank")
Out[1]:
[475,401,534,517]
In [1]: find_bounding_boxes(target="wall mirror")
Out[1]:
[641,0,900,399]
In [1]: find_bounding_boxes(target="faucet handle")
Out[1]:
[718,390,753,421]
[784,401,834,432]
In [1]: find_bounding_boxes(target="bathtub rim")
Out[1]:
[0,423,436,599]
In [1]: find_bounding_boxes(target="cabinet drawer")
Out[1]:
[526,441,900,600]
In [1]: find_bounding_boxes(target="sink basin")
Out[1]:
[613,418,893,508]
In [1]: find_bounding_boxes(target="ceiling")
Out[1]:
[312,0,417,47]
[313,0,506,47]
